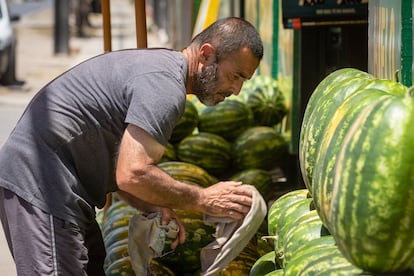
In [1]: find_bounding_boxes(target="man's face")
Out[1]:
[192,62,220,106]
[193,47,260,106]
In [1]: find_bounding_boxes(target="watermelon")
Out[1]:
[283,242,362,276]
[104,238,128,258]
[176,132,232,176]
[232,126,288,171]
[149,259,175,276]
[187,94,207,113]
[105,255,175,276]
[299,68,375,193]
[216,261,254,276]
[170,100,199,144]
[159,142,177,163]
[249,251,277,276]
[158,161,218,187]
[282,210,330,267]
[302,68,414,273]
[105,256,135,276]
[245,75,287,127]
[313,81,407,231]
[263,269,284,276]
[229,169,273,201]
[198,99,253,141]
[217,239,259,276]
[104,225,130,249]
[157,210,216,274]
[101,207,137,238]
[274,198,315,267]
[328,87,414,272]
[102,199,129,221]
[104,242,129,270]
[267,189,309,237]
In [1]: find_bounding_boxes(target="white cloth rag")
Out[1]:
[200,184,267,276]
[128,212,179,275]
[127,185,266,276]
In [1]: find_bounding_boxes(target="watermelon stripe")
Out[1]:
[267,189,309,236]
[177,132,232,175]
[158,161,218,187]
[312,89,392,230]
[331,94,414,272]
[298,248,362,275]
[299,70,375,191]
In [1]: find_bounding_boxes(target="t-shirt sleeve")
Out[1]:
[124,72,186,146]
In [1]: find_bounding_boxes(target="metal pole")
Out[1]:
[53,0,70,55]
[102,0,112,52]
[135,0,148,48]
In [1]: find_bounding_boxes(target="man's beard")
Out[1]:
[192,62,220,106]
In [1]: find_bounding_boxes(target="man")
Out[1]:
[0,17,263,275]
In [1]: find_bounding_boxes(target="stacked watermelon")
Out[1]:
[259,189,363,275]
[98,196,176,275]
[100,75,290,275]
[255,68,414,275]
[258,68,414,275]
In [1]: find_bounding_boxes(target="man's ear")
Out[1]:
[198,43,216,65]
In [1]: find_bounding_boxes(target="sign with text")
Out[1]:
[282,0,368,29]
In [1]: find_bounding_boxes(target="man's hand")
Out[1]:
[158,207,186,250]
[199,181,253,220]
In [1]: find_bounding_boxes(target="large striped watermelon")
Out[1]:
[329,87,414,272]
[176,132,232,176]
[274,198,315,267]
[267,189,309,237]
[282,210,330,267]
[245,75,288,127]
[303,68,414,273]
[229,169,273,201]
[158,161,218,187]
[299,68,375,193]
[232,126,288,171]
[198,99,253,141]
[312,83,403,231]
[249,251,277,276]
[283,239,362,276]
[105,256,135,276]
[217,239,259,276]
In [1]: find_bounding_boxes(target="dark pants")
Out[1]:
[0,188,106,276]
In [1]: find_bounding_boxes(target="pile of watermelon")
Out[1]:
[257,68,414,275]
[99,75,291,275]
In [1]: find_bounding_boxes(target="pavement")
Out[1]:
[0,0,170,274]
[0,0,170,107]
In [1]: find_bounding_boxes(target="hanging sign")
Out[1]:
[282,0,368,29]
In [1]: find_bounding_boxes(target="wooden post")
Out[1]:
[101,0,112,219]
[135,0,148,48]
[102,0,112,52]
[101,0,149,219]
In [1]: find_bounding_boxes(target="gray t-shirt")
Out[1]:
[0,48,188,227]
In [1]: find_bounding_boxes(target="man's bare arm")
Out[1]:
[116,124,252,220]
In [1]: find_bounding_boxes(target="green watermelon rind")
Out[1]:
[176,132,232,176]
[198,99,254,141]
[232,126,288,171]
[267,189,309,237]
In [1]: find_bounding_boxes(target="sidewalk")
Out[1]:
[0,0,170,107]
[0,1,169,274]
